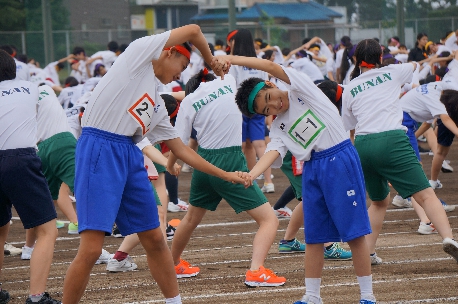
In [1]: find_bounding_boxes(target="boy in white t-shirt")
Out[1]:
[220,54,375,304]
[61,25,247,304]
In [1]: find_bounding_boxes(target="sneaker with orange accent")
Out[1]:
[245,266,286,287]
[175,259,200,278]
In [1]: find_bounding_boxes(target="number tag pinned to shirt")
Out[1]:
[127,93,155,135]
[288,110,325,149]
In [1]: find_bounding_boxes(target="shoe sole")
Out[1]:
[112,234,124,238]
[244,281,286,287]
[441,167,453,173]
[324,257,352,261]
[443,243,458,263]
[107,266,137,272]
[391,202,411,208]
[443,206,455,212]
[21,256,31,260]
[278,250,305,254]
[68,230,79,235]
[417,229,437,235]
[176,272,199,278]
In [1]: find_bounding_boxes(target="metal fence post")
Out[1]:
[66,31,70,73]
[108,29,112,42]
[21,31,26,54]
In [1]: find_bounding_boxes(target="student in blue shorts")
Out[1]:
[219,54,375,304]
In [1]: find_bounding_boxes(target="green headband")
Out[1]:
[247,82,265,114]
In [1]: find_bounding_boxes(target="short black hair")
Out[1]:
[435,67,448,78]
[73,46,85,56]
[64,76,79,87]
[119,43,129,53]
[309,43,320,50]
[0,45,14,55]
[419,74,440,85]
[185,69,217,96]
[441,90,458,125]
[56,62,65,70]
[107,41,119,52]
[0,49,16,81]
[235,77,268,117]
[160,93,179,126]
[317,80,343,114]
[282,48,291,56]
[302,38,311,45]
[215,39,224,47]
[262,50,274,60]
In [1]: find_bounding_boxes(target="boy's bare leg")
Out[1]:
[431,144,450,181]
[366,195,390,253]
[283,201,303,240]
[305,243,324,278]
[347,236,371,277]
[55,183,78,223]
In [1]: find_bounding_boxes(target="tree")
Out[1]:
[0,0,26,31]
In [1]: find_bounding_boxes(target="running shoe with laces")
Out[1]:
[56,220,65,229]
[417,222,437,235]
[181,163,193,173]
[244,266,286,287]
[324,243,352,260]
[175,259,200,278]
[167,202,183,212]
[442,238,458,263]
[441,160,453,173]
[4,243,22,256]
[112,224,123,238]
[166,224,176,241]
[106,255,137,272]
[370,252,382,265]
[68,222,78,235]
[0,285,10,304]
[176,199,189,211]
[261,183,275,193]
[272,206,292,218]
[25,292,61,304]
[95,249,111,265]
[293,295,323,304]
[429,179,443,190]
[278,238,305,253]
[440,199,455,212]
[21,246,34,260]
[391,195,412,208]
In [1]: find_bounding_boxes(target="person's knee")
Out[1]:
[35,220,58,240]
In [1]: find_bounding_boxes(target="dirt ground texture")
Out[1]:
[3,141,458,304]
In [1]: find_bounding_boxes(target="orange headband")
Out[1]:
[164,45,190,60]
[201,67,209,82]
[169,103,180,119]
[335,85,343,102]
[360,61,375,68]
[227,30,238,42]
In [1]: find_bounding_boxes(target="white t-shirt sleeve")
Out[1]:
[136,137,152,151]
[265,133,288,168]
[326,57,334,73]
[341,96,358,131]
[396,63,416,85]
[444,33,458,51]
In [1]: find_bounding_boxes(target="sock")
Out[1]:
[273,185,295,210]
[113,251,128,262]
[357,275,375,301]
[325,244,334,251]
[29,292,44,302]
[305,278,321,300]
[165,294,182,304]
[165,172,179,205]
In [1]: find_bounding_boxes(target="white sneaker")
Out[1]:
[176,199,189,211]
[106,256,138,272]
[21,246,34,260]
[4,243,22,256]
[95,249,111,265]
[168,202,186,212]
[441,160,454,173]
[273,207,292,218]
[418,222,437,235]
[429,179,443,190]
[442,238,458,263]
[299,295,323,304]
[261,183,275,193]
[69,195,76,203]
[181,163,193,173]
[417,135,427,142]
[256,173,274,180]
[370,252,383,265]
[391,195,412,208]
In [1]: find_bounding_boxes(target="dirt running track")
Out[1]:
[3,141,458,303]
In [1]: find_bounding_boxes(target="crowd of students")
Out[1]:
[1,24,458,304]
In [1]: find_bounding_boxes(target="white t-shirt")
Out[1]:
[265,67,348,166]
[175,74,242,149]
[89,50,118,74]
[14,59,30,81]
[290,57,324,82]
[444,33,458,51]
[334,48,345,74]
[44,62,61,86]
[228,64,268,88]
[400,82,448,122]
[0,79,38,150]
[37,85,72,142]
[82,31,178,144]
[66,104,85,139]
[342,63,415,135]
[395,53,408,63]
[82,77,101,94]
[58,84,83,109]
[214,50,226,56]
[342,63,355,85]
[443,59,458,88]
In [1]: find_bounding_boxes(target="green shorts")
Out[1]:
[151,182,161,206]
[153,144,166,174]
[37,132,77,200]
[280,151,302,200]
[190,146,267,214]
[354,130,430,201]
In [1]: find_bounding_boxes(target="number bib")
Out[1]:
[288,109,325,149]
[127,93,156,135]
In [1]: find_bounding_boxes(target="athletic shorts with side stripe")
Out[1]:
[189,146,267,214]
[75,127,160,236]
[355,130,430,201]
[302,139,372,244]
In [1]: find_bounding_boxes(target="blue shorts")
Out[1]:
[302,139,372,244]
[0,148,56,229]
[242,114,265,142]
[436,119,455,147]
[75,127,160,236]
[403,112,421,161]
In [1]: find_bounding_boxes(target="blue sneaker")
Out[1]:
[440,199,455,212]
[324,243,352,260]
[293,296,323,304]
[56,220,65,229]
[360,300,376,304]
[279,238,305,253]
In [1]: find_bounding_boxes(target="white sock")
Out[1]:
[165,295,182,304]
[357,275,375,300]
[305,278,321,300]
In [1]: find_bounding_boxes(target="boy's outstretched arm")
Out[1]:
[219,55,290,85]
[248,150,280,182]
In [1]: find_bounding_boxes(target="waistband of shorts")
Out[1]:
[81,127,133,144]
[0,147,37,157]
[38,131,75,146]
[197,145,242,156]
[310,139,352,160]
[355,129,406,142]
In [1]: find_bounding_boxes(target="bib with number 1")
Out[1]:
[127,93,156,135]
[288,109,326,149]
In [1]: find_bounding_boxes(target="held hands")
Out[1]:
[211,56,231,79]
[167,162,182,176]
[226,171,253,188]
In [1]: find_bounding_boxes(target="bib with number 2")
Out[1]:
[288,109,325,149]
[127,93,155,135]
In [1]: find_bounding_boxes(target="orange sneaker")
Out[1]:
[175,259,200,278]
[245,266,286,287]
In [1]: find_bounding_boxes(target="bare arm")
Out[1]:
[249,150,280,181]
[415,122,432,139]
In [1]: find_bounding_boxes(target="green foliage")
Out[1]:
[0,0,26,31]
[258,10,289,49]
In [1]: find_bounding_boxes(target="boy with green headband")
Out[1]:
[219,54,375,304]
